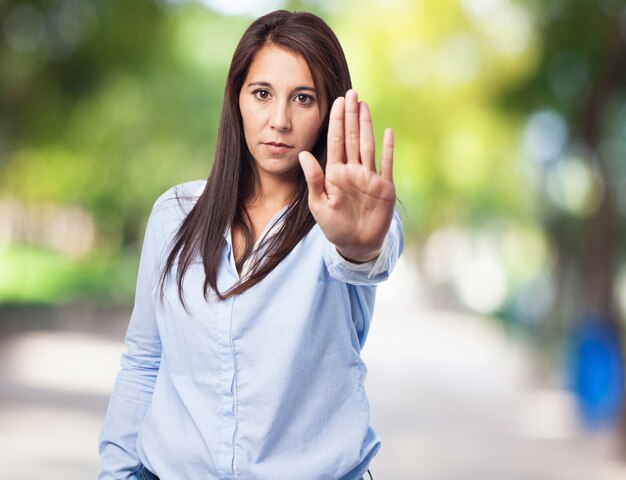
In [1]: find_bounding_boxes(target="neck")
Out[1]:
[248,171,298,211]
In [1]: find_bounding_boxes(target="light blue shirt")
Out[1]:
[98,179,404,480]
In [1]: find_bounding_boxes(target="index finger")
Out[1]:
[327,96,345,166]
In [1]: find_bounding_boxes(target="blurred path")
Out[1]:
[0,258,625,479]
[365,256,626,479]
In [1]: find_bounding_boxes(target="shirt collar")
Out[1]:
[192,180,206,205]
[191,179,289,245]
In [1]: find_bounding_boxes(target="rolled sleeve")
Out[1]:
[323,207,404,286]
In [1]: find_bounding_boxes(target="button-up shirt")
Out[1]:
[98,179,404,480]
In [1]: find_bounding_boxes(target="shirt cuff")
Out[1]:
[329,236,390,280]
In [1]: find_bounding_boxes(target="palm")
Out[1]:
[299,90,396,262]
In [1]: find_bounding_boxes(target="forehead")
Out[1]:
[244,44,314,86]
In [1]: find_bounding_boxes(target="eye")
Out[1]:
[253,89,271,100]
[294,93,315,105]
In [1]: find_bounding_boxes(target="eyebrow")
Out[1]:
[247,81,317,92]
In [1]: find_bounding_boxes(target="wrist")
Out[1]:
[335,246,382,264]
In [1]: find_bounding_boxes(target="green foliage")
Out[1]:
[0,243,139,303]
[1,1,248,244]
[330,0,541,239]
[1,0,623,331]
[0,0,251,302]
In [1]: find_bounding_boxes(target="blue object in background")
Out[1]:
[567,315,625,428]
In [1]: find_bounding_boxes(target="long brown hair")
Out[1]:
[157,10,352,309]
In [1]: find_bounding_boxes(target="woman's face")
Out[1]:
[239,44,327,185]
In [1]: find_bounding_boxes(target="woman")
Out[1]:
[99,9,403,480]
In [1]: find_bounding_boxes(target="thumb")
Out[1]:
[298,151,326,209]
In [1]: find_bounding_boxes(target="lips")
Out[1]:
[263,142,294,148]
[262,141,294,155]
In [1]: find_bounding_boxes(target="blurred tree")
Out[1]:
[0,0,248,301]
[502,0,626,427]
[328,0,538,235]
[0,0,246,247]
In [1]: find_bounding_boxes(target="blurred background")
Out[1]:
[1,0,626,478]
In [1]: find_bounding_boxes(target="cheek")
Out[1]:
[239,107,257,146]
[239,98,256,130]
[308,121,322,148]
[304,117,324,145]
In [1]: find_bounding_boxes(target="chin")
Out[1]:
[260,165,300,180]
[257,158,299,175]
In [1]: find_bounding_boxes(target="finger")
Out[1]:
[359,101,376,172]
[380,128,394,181]
[344,89,360,164]
[327,97,345,166]
[298,151,326,211]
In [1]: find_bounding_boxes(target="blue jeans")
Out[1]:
[140,465,373,479]
[140,465,159,480]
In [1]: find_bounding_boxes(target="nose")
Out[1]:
[269,99,291,131]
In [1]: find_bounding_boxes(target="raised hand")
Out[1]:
[298,89,396,263]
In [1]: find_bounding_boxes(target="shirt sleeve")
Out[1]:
[323,207,404,286]
[98,200,165,480]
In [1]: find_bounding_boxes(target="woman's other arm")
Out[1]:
[98,199,165,480]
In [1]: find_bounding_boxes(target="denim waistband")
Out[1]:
[140,465,159,480]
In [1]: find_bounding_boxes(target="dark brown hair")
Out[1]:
[157,10,352,309]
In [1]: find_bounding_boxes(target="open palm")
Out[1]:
[299,89,396,263]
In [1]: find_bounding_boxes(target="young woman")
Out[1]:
[99,10,403,480]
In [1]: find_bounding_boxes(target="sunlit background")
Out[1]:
[1,0,626,478]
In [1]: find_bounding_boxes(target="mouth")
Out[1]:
[262,142,295,155]
[263,142,294,148]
